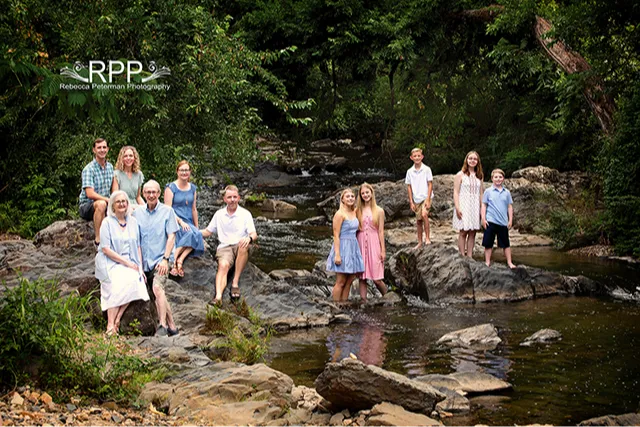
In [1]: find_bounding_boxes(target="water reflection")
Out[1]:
[327,322,387,366]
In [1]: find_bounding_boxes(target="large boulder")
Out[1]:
[261,199,298,213]
[139,362,294,425]
[578,413,640,426]
[389,244,609,304]
[314,358,445,414]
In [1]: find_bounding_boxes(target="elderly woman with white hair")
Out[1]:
[95,190,149,336]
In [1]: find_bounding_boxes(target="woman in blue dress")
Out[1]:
[327,188,365,302]
[164,160,205,277]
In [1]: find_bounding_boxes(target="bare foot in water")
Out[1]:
[485,261,491,267]
[414,242,423,250]
[508,263,517,269]
[425,240,432,245]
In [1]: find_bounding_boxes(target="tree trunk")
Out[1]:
[461,6,615,135]
[534,16,615,135]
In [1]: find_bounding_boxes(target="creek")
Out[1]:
[207,145,640,425]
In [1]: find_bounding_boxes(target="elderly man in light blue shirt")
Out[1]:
[133,180,180,336]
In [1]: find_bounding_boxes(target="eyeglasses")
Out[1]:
[114,200,128,204]
[178,169,190,172]
[144,190,160,195]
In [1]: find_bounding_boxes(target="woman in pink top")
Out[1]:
[356,183,388,302]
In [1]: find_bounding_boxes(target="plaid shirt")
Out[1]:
[78,159,114,205]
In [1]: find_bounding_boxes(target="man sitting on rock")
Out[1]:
[201,185,257,305]
[133,180,180,336]
[78,138,114,247]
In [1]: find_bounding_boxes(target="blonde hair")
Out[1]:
[461,151,484,181]
[338,188,356,212]
[356,183,380,229]
[108,190,132,217]
[491,168,505,178]
[410,147,423,155]
[223,185,239,196]
[115,146,141,173]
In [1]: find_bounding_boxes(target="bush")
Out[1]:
[0,278,160,402]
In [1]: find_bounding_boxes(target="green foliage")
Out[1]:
[602,85,640,256]
[202,300,270,364]
[0,278,159,402]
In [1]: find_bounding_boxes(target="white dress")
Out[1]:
[95,216,149,311]
[452,171,482,231]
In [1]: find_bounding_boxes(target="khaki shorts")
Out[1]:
[216,244,250,267]
[144,269,168,292]
[414,200,430,221]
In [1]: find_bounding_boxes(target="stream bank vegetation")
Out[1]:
[0,278,165,404]
[201,298,272,364]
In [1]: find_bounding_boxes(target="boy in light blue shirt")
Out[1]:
[481,169,516,268]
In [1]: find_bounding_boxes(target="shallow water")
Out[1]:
[266,295,640,425]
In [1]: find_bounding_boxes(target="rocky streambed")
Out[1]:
[2,152,640,425]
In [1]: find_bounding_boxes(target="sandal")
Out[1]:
[176,262,184,277]
[208,297,222,307]
[230,285,241,300]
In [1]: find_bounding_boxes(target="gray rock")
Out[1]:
[139,362,294,421]
[314,358,445,414]
[413,374,464,392]
[366,402,442,426]
[389,244,609,304]
[437,324,502,350]
[520,328,563,346]
[448,372,512,393]
[261,199,298,213]
[434,388,470,414]
[578,413,640,426]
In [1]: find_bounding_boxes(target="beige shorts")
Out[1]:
[414,200,430,221]
[216,244,251,266]
[145,269,168,291]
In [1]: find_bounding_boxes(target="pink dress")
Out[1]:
[357,211,384,280]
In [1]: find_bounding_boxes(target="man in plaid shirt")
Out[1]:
[78,138,114,246]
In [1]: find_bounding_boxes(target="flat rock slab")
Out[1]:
[139,362,294,422]
[315,358,445,414]
[520,328,563,346]
[578,413,640,426]
[437,323,502,350]
[366,402,442,426]
[415,371,511,395]
[448,372,512,393]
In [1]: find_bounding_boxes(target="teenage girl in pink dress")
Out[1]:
[355,183,388,302]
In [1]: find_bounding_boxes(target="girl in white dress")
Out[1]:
[453,151,484,257]
[95,190,149,336]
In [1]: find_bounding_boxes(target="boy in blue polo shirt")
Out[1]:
[481,169,516,268]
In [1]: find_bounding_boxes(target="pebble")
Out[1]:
[10,393,24,406]
[112,413,124,424]
[66,404,77,412]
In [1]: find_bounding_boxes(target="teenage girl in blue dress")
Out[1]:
[327,188,365,301]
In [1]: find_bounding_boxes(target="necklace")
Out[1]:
[118,219,127,227]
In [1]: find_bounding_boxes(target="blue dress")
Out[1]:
[326,218,365,274]
[167,182,205,257]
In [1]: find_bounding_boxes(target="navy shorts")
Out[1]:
[79,201,94,220]
[482,222,510,249]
